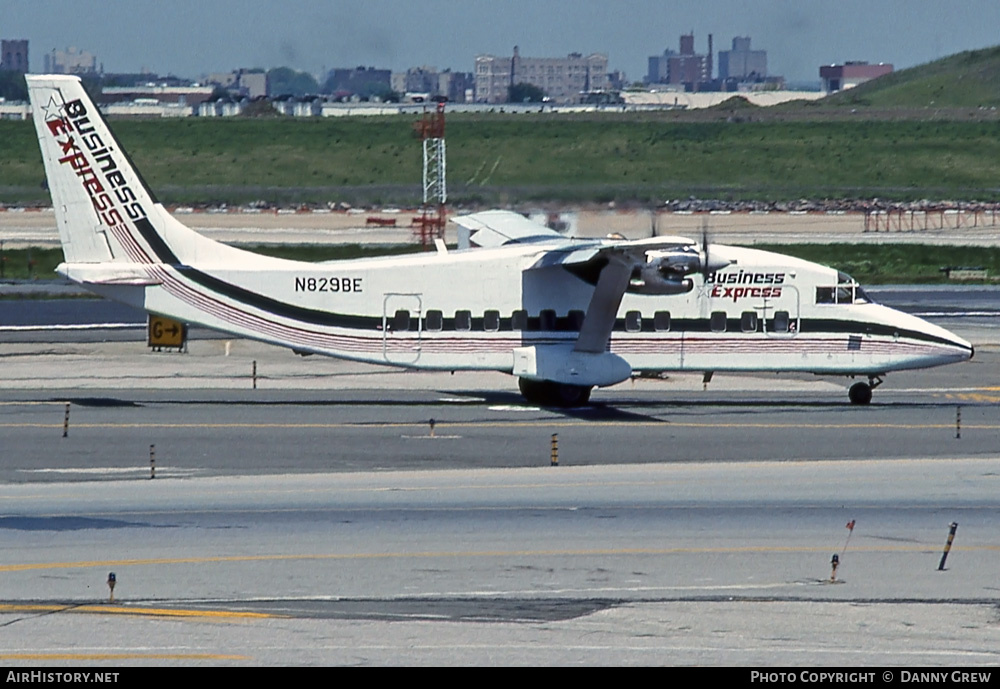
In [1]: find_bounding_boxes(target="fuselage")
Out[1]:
[68,238,973,380]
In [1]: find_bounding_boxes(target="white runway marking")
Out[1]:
[18,467,202,476]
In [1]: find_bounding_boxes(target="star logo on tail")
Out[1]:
[40,94,65,122]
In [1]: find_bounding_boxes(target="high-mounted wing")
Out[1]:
[452,211,733,386]
[452,210,566,247]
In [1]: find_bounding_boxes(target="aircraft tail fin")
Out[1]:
[26,74,203,266]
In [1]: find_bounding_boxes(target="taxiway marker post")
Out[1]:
[830,553,839,582]
[938,522,959,571]
[107,572,116,603]
[956,405,961,439]
[62,403,69,438]
[551,433,559,466]
[429,418,436,438]
[149,445,156,480]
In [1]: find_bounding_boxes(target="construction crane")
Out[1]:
[411,102,447,247]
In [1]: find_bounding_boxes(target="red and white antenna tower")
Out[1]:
[412,102,447,246]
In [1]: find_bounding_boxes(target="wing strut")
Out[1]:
[574,255,633,354]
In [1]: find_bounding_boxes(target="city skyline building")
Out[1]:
[475,46,609,104]
[325,66,392,99]
[2,39,29,73]
[43,46,98,74]
[718,36,767,80]
[647,33,712,90]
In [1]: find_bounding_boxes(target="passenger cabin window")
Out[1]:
[393,310,410,332]
[484,310,500,332]
[425,310,443,332]
[511,309,528,330]
[772,310,790,333]
[625,310,642,332]
[455,310,472,331]
[710,311,727,332]
[653,311,671,332]
[741,311,758,333]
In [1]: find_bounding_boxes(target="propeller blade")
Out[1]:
[699,218,732,276]
[701,219,710,279]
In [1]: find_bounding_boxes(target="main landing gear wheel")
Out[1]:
[848,382,872,405]
[518,378,593,407]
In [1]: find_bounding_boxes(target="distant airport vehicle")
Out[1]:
[27,75,973,405]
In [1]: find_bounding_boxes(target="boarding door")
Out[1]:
[382,293,423,364]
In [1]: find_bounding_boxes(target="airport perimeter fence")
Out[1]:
[863,206,1000,232]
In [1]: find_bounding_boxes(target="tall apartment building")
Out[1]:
[43,46,98,74]
[1,39,29,73]
[718,36,767,80]
[392,67,474,102]
[475,46,609,104]
[647,49,674,84]
[401,66,438,95]
[437,69,474,103]
[647,34,712,90]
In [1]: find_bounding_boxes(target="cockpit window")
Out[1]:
[817,272,872,305]
[816,287,836,304]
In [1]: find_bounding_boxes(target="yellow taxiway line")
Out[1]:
[0,602,277,620]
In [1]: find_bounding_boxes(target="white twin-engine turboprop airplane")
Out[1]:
[27,75,973,406]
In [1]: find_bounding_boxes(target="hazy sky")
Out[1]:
[7,1,1000,84]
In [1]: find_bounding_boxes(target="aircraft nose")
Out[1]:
[954,338,974,362]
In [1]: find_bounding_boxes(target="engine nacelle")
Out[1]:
[630,252,697,294]
[646,249,701,275]
[630,247,732,294]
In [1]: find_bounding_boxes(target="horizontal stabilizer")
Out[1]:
[57,263,162,286]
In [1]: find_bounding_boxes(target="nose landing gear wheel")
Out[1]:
[848,381,873,405]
